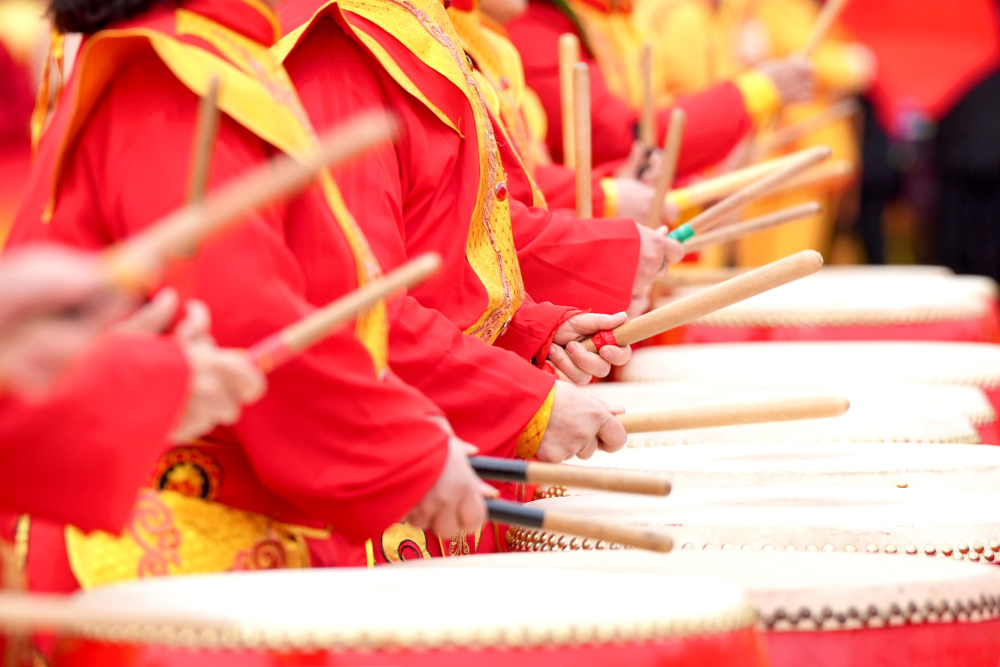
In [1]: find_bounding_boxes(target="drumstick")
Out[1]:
[763,99,860,153]
[581,249,823,352]
[617,395,850,433]
[247,253,441,372]
[559,33,581,169]
[644,108,685,229]
[666,152,805,210]
[103,111,398,293]
[486,498,673,553]
[470,456,672,495]
[574,63,593,218]
[639,43,655,152]
[665,146,831,242]
[186,77,221,204]
[681,202,821,253]
[799,0,852,58]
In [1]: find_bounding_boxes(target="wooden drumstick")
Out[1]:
[186,77,221,204]
[103,111,398,293]
[581,249,823,352]
[486,499,673,553]
[573,62,593,218]
[800,0,852,58]
[665,145,831,242]
[247,253,441,372]
[617,395,850,433]
[644,108,685,229]
[763,99,860,153]
[666,151,807,210]
[559,33,581,169]
[681,202,821,253]
[639,43,655,152]
[470,456,672,496]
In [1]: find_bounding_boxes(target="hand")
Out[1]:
[756,57,816,106]
[633,224,685,297]
[612,178,680,227]
[114,287,180,334]
[172,300,267,442]
[0,244,136,396]
[536,381,627,462]
[546,312,631,385]
[405,437,494,539]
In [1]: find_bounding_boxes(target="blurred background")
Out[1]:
[0,0,998,276]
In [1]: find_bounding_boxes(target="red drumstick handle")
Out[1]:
[246,253,442,373]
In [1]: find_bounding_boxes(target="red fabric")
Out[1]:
[591,328,618,349]
[840,0,1000,131]
[765,617,1000,667]
[0,333,188,532]
[52,626,770,666]
[6,0,451,565]
[507,1,751,175]
[280,6,563,462]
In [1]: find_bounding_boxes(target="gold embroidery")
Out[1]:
[516,385,555,459]
[320,0,525,342]
[64,490,320,589]
[379,522,433,562]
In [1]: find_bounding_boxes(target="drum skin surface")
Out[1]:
[658,270,1000,344]
[411,551,1000,667]
[48,567,767,667]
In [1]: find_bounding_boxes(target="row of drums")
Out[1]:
[9,265,1000,666]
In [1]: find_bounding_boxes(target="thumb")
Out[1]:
[175,300,213,343]
[115,288,178,333]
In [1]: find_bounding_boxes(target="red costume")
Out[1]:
[6,0,453,591]
[0,332,188,532]
[507,0,756,174]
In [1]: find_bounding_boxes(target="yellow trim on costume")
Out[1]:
[364,538,376,567]
[734,70,782,127]
[516,386,556,460]
[599,177,618,217]
[666,188,695,214]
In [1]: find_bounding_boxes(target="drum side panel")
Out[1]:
[51,628,770,667]
[764,616,1000,667]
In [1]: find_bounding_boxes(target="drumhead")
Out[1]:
[410,551,1000,632]
[619,342,1000,388]
[567,443,1000,491]
[511,487,1000,562]
[64,567,754,650]
[658,272,994,327]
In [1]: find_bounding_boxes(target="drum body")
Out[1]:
[412,550,1000,667]
[48,567,766,667]
[510,487,1000,563]
[564,443,1000,492]
[657,269,1000,344]
[619,341,1000,415]
[586,382,992,444]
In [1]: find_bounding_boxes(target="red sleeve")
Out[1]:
[283,18,556,458]
[533,165,608,214]
[510,200,639,314]
[0,333,188,533]
[508,1,752,176]
[12,52,449,543]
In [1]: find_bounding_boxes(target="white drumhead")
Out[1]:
[66,567,753,649]
[586,382,987,444]
[513,487,1000,562]
[658,271,995,326]
[412,551,1000,631]
[569,443,1000,491]
[619,342,1000,388]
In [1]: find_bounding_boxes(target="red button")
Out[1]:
[495,181,508,201]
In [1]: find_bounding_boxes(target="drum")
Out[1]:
[411,550,1000,667]
[562,442,1000,492]
[656,268,1000,344]
[587,382,992,444]
[619,341,1000,414]
[509,487,1000,563]
[47,567,767,666]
